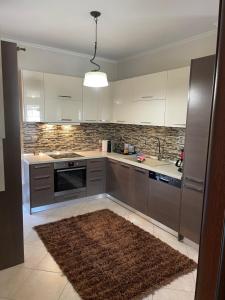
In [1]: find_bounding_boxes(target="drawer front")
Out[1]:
[31,185,54,207]
[30,163,53,176]
[30,174,53,189]
[54,189,86,203]
[87,177,106,196]
[87,168,105,178]
[87,158,105,170]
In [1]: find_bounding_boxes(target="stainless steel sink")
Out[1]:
[124,156,170,167]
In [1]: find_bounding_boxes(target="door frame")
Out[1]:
[195,0,225,298]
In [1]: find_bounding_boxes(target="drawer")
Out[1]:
[87,159,105,170]
[87,168,105,178]
[54,189,86,203]
[30,163,53,177]
[30,174,53,189]
[31,185,54,208]
[87,177,105,196]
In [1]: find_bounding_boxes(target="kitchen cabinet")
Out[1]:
[106,159,120,199]
[117,162,132,205]
[112,79,134,124]
[148,178,181,231]
[21,70,45,122]
[180,55,215,243]
[44,73,82,123]
[83,86,112,122]
[165,67,190,127]
[87,158,106,196]
[130,167,149,214]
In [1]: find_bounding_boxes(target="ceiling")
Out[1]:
[0,0,219,61]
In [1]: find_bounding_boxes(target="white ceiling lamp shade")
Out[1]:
[83,11,108,88]
[83,71,108,87]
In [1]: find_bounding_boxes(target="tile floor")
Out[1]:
[0,196,199,300]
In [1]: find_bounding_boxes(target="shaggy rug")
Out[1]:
[34,209,197,300]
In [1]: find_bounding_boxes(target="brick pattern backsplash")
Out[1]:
[22,123,185,161]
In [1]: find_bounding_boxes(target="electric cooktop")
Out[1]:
[48,152,83,159]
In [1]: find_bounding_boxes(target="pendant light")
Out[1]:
[83,11,109,87]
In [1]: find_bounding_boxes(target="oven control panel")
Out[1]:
[54,160,87,170]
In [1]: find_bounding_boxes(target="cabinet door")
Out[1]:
[106,159,119,199]
[148,179,181,231]
[44,73,82,122]
[22,70,45,122]
[130,167,149,214]
[132,71,167,101]
[132,99,166,126]
[117,163,131,205]
[83,86,112,122]
[180,55,215,243]
[165,67,190,127]
[112,79,134,123]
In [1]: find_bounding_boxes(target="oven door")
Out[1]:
[54,167,86,193]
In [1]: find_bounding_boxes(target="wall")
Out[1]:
[17,43,118,81]
[22,123,185,161]
[117,31,217,79]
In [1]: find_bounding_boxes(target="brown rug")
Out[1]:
[34,209,197,300]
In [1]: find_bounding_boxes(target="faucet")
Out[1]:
[145,136,163,160]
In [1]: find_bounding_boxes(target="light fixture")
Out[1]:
[83,11,109,88]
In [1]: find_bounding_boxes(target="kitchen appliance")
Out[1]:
[149,171,182,188]
[175,148,184,173]
[102,140,109,152]
[49,152,83,159]
[54,160,86,197]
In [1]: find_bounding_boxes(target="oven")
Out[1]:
[54,160,86,197]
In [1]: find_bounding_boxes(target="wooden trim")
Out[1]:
[195,0,225,298]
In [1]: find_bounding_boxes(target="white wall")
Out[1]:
[117,31,217,79]
[17,43,118,81]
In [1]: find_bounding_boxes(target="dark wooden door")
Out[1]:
[130,167,148,214]
[106,159,119,199]
[180,55,215,243]
[148,179,181,231]
[117,162,131,205]
[0,41,24,269]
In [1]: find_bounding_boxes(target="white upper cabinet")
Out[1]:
[83,86,112,122]
[165,66,190,127]
[21,70,45,122]
[132,71,167,101]
[44,73,82,123]
[112,79,134,124]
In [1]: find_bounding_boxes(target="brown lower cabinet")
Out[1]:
[148,178,181,231]
[87,158,106,196]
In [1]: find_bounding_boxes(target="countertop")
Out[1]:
[22,151,182,180]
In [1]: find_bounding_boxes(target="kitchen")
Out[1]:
[0,1,222,300]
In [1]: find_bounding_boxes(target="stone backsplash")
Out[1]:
[22,123,185,161]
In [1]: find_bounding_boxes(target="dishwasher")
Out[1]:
[148,171,182,232]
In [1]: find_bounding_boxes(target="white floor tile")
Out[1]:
[0,265,32,299]
[11,269,67,300]
[164,272,196,292]
[36,253,62,273]
[153,288,195,300]
[59,282,81,300]
[23,242,47,269]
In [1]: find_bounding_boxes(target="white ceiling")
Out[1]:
[0,0,219,61]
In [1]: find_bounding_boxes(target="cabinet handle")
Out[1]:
[159,178,170,184]
[140,96,154,99]
[140,122,152,124]
[90,178,102,182]
[34,175,50,180]
[34,185,51,191]
[58,95,72,99]
[116,120,125,123]
[134,168,146,174]
[173,123,186,126]
[33,165,50,169]
[61,118,72,121]
[183,183,203,193]
[120,164,129,169]
[185,176,204,184]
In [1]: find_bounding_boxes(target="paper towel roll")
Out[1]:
[102,140,109,152]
